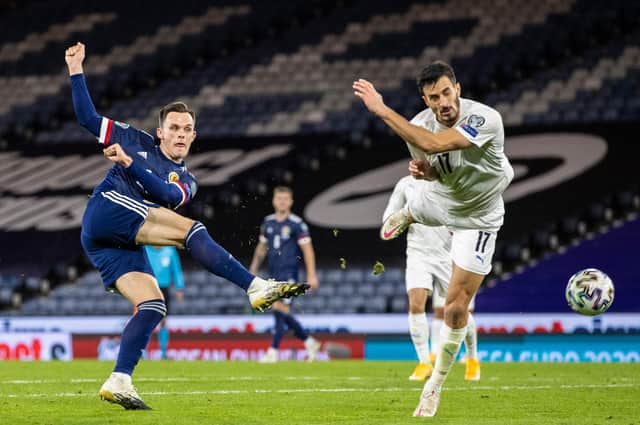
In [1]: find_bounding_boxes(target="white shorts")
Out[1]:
[449,228,497,275]
[431,284,446,308]
[405,251,450,295]
[407,190,500,276]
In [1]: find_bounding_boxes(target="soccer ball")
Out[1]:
[565,268,615,316]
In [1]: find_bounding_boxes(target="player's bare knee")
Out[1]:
[444,301,467,327]
[408,299,426,314]
[181,217,196,234]
[407,289,427,314]
[176,218,197,247]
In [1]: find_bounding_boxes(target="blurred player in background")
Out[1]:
[250,186,321,362]
[354,61,512,416]
[144,245,184,359]
[66,42,309,410]
[384,176,480,382]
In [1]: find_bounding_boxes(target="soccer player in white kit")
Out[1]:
[354,61,513,417]
[384,176,480,383]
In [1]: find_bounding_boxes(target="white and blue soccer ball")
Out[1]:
[565,268,615,316]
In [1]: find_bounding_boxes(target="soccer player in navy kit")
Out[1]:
[65,42,309,410]
[250,187,321,362]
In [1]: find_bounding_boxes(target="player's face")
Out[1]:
[272,192,293,214]
[157,112,196,162]
[422,76,461,127]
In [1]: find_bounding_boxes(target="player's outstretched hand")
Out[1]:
[409,159,427,179]
[103,143,133,168]
[353,78,387,117]
[65,42,86,75]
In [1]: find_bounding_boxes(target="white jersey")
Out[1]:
[408,97,514,218]
[383,176,451,260]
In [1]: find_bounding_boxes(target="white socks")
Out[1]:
[465,312,478,360]
[430,318,444,357]
[424,324,466,393]
[408,313,430,364]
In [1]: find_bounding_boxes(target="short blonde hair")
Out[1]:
[273,186,293,196]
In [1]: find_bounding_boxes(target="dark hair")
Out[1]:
[273,186,293,196]
[158,101,196,127]
[416,61,457,95]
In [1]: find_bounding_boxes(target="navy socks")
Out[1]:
[271,311,309,348]
[185,222,254,291]
[114,299,166,375]
[272,311,287,348]
[282,312,308,341]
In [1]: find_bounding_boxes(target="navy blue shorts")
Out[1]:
[81,190,155,290]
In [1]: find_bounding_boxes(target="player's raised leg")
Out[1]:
[99,272,165,410]
[136,207,310,311]
[414,265,483,417]
[380,205,414,240]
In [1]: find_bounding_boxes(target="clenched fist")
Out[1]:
[103,143,132,168]
[65,42,85,76]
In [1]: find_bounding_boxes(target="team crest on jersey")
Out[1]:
[467,115,485,128]
[168,172,180,182]
[114,121,130,129]
[281,225,291,239]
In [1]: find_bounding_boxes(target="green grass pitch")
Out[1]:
[0,361,638,424]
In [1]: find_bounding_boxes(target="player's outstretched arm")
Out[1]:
[65,42,85,76]
[353,79,471,154]
[65,42,102,137]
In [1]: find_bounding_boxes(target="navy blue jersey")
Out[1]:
[259,213,311,281]
[94,117,198,209]
[71,73,198,289]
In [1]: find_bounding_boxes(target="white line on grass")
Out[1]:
[0,376,323,385]
[1,382,638,399]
